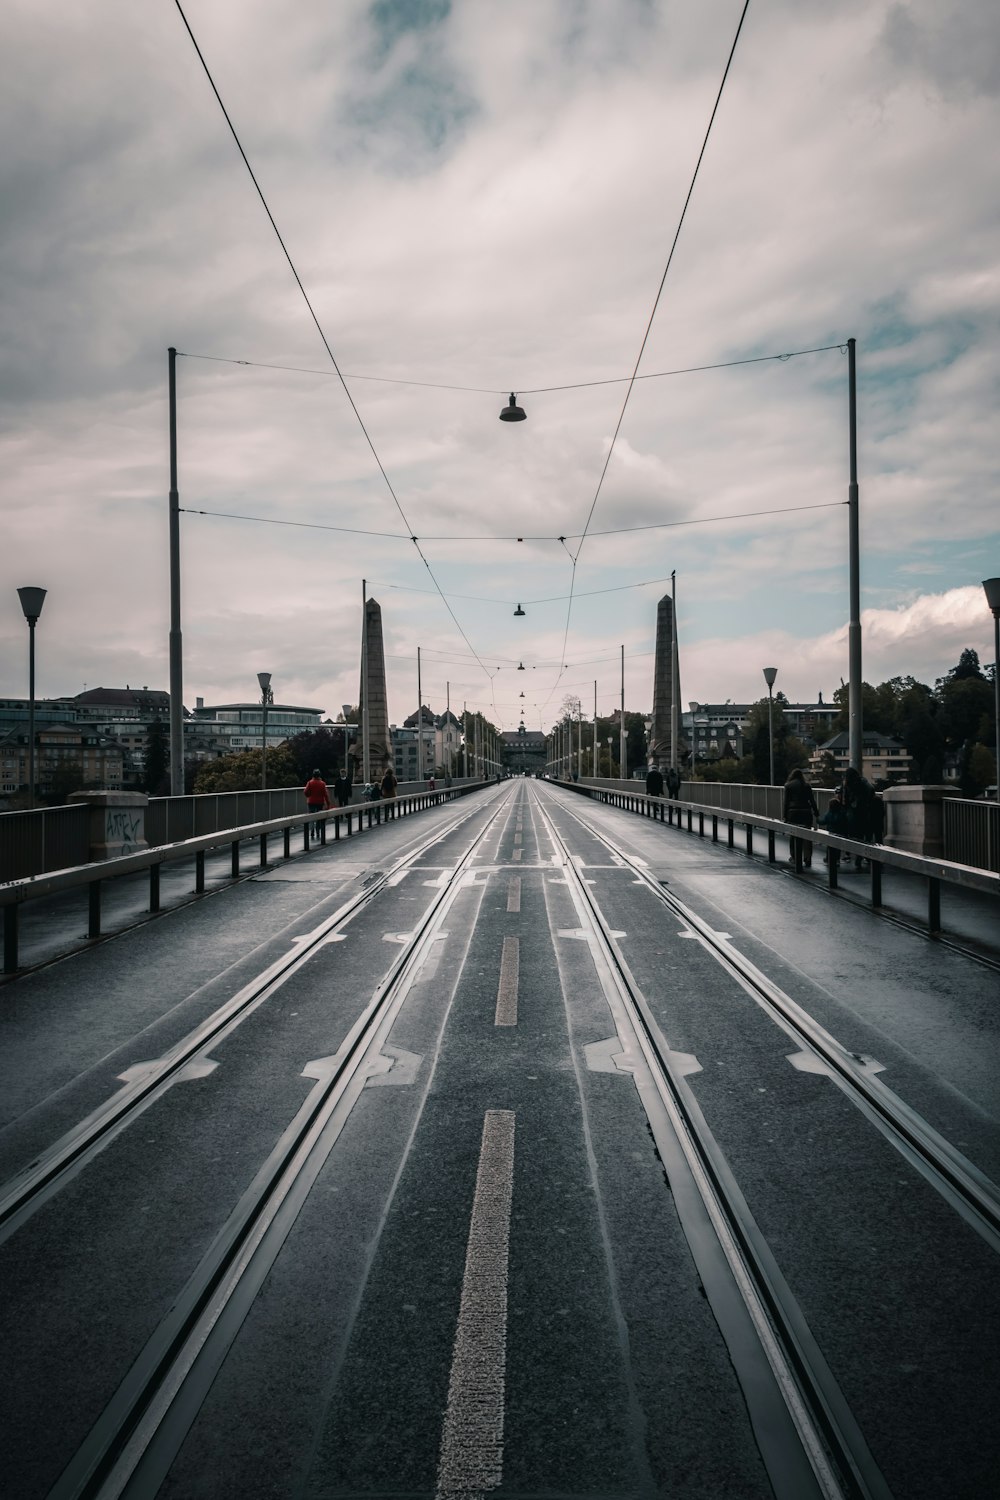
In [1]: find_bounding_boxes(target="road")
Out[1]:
[0,780,997,1499]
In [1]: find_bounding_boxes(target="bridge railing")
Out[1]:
[0,783,486,976]
[558,781,999,942]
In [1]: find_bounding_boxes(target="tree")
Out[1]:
[143,719,169,795]
[967,744,995,794]
[287,727,344,782]
[193,746,299,793]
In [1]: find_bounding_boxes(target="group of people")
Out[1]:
[644,764,682,799]
[783,765,883,869]
[303,763,402,836]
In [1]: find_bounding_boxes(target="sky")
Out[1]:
[2,0,998,735]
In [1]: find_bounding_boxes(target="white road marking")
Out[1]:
[506,877,521,913]
[511,848,522,862]
[436,1109,515,1498]
[494,938,519,1026]
[365,1045,424,1088]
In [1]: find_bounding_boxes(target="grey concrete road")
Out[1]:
[0,780,996,1499]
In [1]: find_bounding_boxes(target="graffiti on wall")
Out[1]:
[105,809,143,851]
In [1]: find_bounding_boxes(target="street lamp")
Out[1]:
[17,587,46,810]
[645,718,653,768]
[606,736,614,779]
[257,672,272,791]
[984,579,1000,800]
[762,667,778,786]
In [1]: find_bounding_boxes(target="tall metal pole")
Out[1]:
[620,644,627,781]
[763,667,778,786]
[847,337,863,772]
[361,580,370,785]
[257,671,271,791]
[27,620,36,809]
[167,347,184,796]
[983,581,1000,798]
[417,646,423,779]
[670,571,680,771]
[17,588,46,810]
[593,681,598,780]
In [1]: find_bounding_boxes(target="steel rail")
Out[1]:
[0,787,504,1248]
[550,789,1000,1256]
[532,788,891,1500]
[46,784,513,1500]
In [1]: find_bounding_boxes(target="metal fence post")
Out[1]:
[259,832,268,868]
[150,864,161,912]
[88,880,101,938]
[928,877,941,934]
[232,841,240,877]
[196,851,205,893]
[4,906,19,974]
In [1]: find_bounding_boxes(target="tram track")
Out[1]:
[533,787,899,1500]
[0,787,505,1250]
[547,787,1000,1256]
[40,785,514,1500]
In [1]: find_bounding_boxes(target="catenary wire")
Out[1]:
[172,0,494,680]
[550,0,751,707]
[176,341,846,395]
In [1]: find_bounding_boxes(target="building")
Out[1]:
[435,711,463,775]
[682,694,842,764]
[810,731,911,784]
[501,728,546,774]
[1,723,124,802]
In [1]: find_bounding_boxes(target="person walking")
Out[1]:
[645,763,664,797]
[782,767,818,868]
[333,767,352,808]
[303,768,330,841]
[380,764,398,800]
[841,766,881,869]
[665,766,681,800]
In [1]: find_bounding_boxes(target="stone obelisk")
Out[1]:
[357,594,392,780]
[649,590,677,768]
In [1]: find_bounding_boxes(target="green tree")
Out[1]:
[287,727,344,782]
[193,745,299,793]
[143,719,169,795]
[967,744,996,795]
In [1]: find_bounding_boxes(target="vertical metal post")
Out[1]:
[168,347,184,796]
[88,880,102,938]
[417,646,423,780]
[232,840,240,877]
[847,337,863,772]
[27,619,37,810]
[150,864,160,912]
[195,850,205,892]
[593,681,598,779]
[4,905,19,974]
[620,644,626,781]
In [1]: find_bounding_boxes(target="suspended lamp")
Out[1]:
[514,603,525,616]
[517,661,525,671]
[499,393,526,422]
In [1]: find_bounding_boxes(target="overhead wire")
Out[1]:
[548,0,751,707]
[172,0,494,680]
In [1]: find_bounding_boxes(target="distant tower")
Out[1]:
[649,591,680,768]
[357,595,393,779]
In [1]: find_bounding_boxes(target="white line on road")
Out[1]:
[436,1109,515,1499]
[506,877,521,914]
[494,937,519,1026]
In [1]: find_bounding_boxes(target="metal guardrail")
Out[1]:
[0,784,483,975]
[561,782,999,941]
[943,796,1000,873]
[0,804,92,881]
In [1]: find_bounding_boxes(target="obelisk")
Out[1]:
[648,591,677,768]
[356,595,393,780]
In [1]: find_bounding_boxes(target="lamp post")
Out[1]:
[257,672,272,791]
[762,667,778,786]
[17,587,46,810]
[606,736,614,779]
[645,718,653,768]
[984,579,1000,800]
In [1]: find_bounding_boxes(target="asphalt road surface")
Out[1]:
[0,780,997,1500]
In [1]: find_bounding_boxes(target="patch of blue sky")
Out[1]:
[367,0,452,65]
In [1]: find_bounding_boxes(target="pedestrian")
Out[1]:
[645,763,664,797]
[380,764,398,799]
[841,766,881,869]
[819,791,849,867]
[333,766,352,808]
[665,766,681,800]
[303,767,330,841]
[427,775,436,792]
[782,767,818,868]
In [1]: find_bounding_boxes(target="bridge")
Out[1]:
[0,780,997,1499]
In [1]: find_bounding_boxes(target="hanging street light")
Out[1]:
[17,586,47,810]
[499,392,526,422]
[517,661,525,671]
[514,603,525,616]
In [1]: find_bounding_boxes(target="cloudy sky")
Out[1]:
[3,0,998,733]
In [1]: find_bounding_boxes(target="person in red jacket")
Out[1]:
[304,769,330,840]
